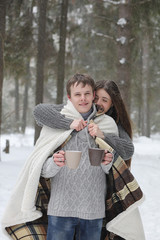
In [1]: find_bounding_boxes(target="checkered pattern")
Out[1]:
[101,154,143,240]
[6,177,50,240]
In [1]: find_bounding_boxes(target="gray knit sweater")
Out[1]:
[41,106,112,220]
[33,103,134,160]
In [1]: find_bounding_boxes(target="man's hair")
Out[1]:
[66,73,95,96]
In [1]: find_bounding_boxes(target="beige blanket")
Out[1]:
[1,100,118,232]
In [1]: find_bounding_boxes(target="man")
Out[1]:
[31,74,145,240]
[41,73,118,240]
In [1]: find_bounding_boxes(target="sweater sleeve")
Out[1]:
[41,156,61,178]
[103,123,134,160]
[101,158,113,174]
[33,103,73,130]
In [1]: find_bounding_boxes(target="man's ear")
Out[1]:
[67,94,71,100]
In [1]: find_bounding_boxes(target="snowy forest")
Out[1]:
[0,0,160,146]
[0,1,160,239]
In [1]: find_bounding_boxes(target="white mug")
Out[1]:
[65,151,82,169]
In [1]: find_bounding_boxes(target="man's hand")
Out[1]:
[101,150,113,165]
[88,122,104,139]
[70,119,87,131]
[53,150,65,167]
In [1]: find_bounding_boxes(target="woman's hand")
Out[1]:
[102,150,113,165]
[70,119,87,131]
[88,122,104,139]
[53,150,65,167]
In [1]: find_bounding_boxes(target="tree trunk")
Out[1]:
[56,0,69,104]
[22,62,30,133]
[141,29,150,137]
[116,0,132,112]
[34,0,48,143]
[0,0,6,160]
[15,78,20,132]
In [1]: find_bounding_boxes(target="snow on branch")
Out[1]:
[116,36,126,44]
[119,58,126,64]
[91,30,114,40]
[102,0,126,5]
[137,0,152,5]
[117,18,127,27]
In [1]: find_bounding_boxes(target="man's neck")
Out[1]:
[80,107,93,120]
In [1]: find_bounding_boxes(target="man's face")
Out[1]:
[68,83,95,113]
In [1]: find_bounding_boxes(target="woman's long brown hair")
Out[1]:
[95,80,132,167]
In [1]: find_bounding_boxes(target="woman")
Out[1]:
[92,80,133,167]
[33,80,134,165]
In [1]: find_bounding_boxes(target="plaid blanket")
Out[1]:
[100,155,143,240]
[96,137,145,240]
[5,139,144,240]
[5,177,50,239]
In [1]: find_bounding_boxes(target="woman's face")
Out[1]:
[94,88,113,114]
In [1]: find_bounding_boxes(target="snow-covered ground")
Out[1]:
[0,129,160,240]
